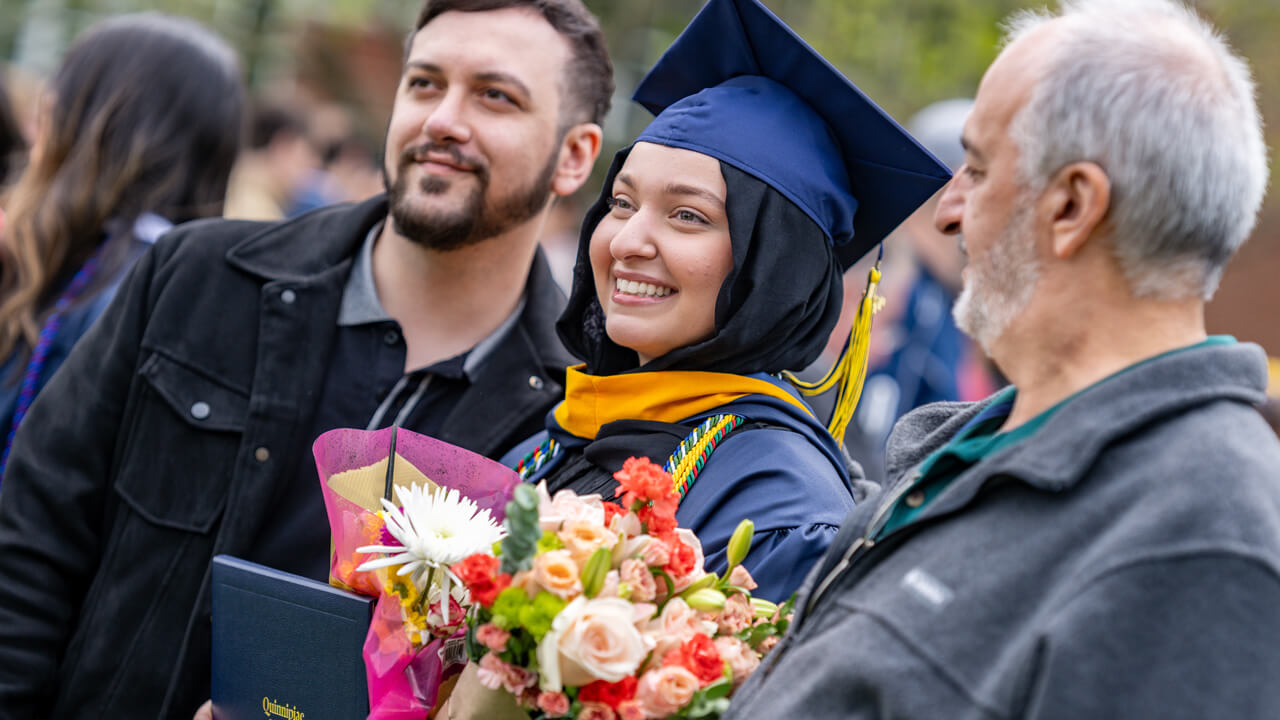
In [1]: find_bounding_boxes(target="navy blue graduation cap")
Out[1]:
[633,0,952,270]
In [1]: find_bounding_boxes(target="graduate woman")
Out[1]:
[503,0,951,604]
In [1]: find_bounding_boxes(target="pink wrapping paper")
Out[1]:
[314,427,519,719]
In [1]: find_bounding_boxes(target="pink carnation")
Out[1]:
[477,652,536,695]
[642,537,671,567]
[617,700,645,720]
[475,623,510,652]
[714,636,761,688]
[620,558,657,603]
[728,564,758,591]
[716,593,753,635]
[536,691,571,717]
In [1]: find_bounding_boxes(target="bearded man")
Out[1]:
[0,1,610,717]
[724,1,1280,718]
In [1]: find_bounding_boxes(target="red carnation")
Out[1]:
[470,572,512,608]
[664,535,698,579]
[663,634,724,686]
[614,457,677,509]
[638,505,678,536]
[602,501,627,527]
[452,554,509,608]
[578,677,638,709]
[454,553,500,586]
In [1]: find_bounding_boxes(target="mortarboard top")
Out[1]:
[633,0,953,270]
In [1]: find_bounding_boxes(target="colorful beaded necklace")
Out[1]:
[513,413,746,499]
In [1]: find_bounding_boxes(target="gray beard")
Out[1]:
[952,205,1041,355]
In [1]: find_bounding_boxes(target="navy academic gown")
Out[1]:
[503,375,856,602]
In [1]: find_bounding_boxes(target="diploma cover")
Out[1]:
[211,555,375,720]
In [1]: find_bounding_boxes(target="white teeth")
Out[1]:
[615,278,672,298]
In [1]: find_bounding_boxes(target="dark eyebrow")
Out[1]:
[614,174,725,208]
[473,71,532,101]
[402,63,532,102]
[404,60,439,75]
[664,182,725,207]
[960,134,985,163]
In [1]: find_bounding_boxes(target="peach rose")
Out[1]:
[538,596,654,691]
[635,666,700,718]
[533,550,583,600]
[538,482,606,531]
[716,593,753,635]
[620,558,657,603]
[558,520,619,565]
[756,635,779,653]
[714,636,760,689]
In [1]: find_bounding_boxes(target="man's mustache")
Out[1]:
[400,143,484,175]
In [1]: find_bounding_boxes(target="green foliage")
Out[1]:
[500,484,542,575]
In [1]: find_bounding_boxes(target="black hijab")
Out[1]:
[556,144,844,377]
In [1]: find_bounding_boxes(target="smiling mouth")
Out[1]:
[615,278,674,298]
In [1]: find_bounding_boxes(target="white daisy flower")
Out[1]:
[357,484,506,624]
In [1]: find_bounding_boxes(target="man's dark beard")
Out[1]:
[385,141,559,251]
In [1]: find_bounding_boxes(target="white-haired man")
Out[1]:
[724,1,1280,718]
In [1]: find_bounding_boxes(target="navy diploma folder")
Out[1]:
[211,555,375,720]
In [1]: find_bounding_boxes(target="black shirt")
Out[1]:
[246,224,521,580]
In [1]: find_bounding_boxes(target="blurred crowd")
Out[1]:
[0,8,1274,470]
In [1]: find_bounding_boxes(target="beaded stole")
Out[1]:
[514,414,747,499]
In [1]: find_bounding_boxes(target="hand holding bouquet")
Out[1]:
[453,458,793,720]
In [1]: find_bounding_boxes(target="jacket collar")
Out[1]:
[887,341,1270,494]
[225,195,389,282]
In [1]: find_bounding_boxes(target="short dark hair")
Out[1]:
[248,100,306,150]
[414,0,613,126]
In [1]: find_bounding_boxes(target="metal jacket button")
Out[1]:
[190,402,211,420]
[905,489,926,508]
[254,446,270,462]
[280,289,297,304]
[528,376,544,390]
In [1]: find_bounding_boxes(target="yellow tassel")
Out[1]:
[782,264,886,444]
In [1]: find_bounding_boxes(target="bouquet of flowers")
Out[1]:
[315,427,521,719]
[453,457,793,720]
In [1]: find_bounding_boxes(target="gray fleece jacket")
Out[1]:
[727,341,1280,720]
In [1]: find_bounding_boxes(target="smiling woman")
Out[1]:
[589,143,734,364]
[498,0,951,610]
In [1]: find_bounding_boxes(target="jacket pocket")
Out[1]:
[112,351,249,533]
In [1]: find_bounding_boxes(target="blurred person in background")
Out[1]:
[0,13,244,480]
[288,102,384,215]
[223,97,318,220]
[837,98,1002,484]
[0,0,611,717]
